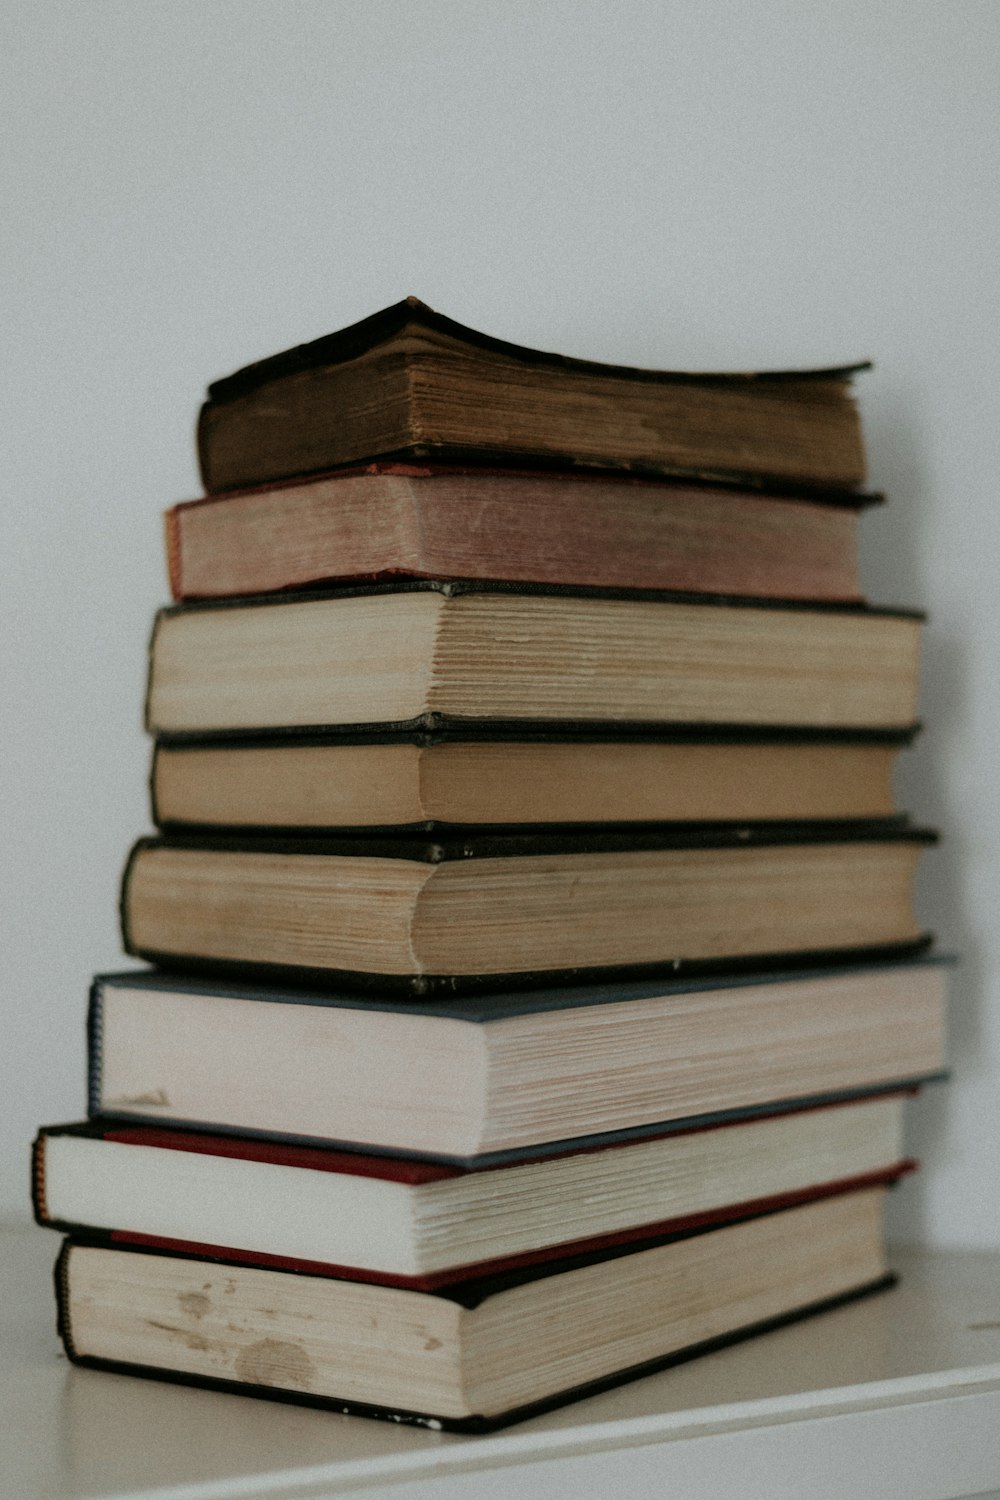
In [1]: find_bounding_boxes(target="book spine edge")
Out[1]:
[143,612,167,736]
[86,976,106,1117]
[30,1131,49,1225]
[54,1240,79,1361]
[163,506,183,602]
[148,745,161,827]
[196,401,214,493]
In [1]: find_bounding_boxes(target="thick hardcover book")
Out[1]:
[165,462,877,604]
[86,960,948,1159]
[150,725,913,834]
[55,1186,896,1431]
[120,822,936,994]
[197,297,869,496]
[145,581,924,740]
[33,1101,915,1289]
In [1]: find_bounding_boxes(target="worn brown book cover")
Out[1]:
[198,298,869,494]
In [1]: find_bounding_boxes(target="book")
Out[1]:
[151,727,909,833]
[165,463,875,604]
[196,298,869,495]
[55,1186,895,1431]
[120,824,934,994]
[34,1098,914,1289]
[145,583,923,739]
[87,961,947,1158]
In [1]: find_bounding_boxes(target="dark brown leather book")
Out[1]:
[197,298,870,495]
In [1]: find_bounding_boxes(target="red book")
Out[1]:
[165,462,874,605]
[36,1093,914,1290]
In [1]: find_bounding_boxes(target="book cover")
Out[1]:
[206,299,871,405]
[197,298,871,496]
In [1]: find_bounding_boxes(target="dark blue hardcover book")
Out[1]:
[86,957,948,1163]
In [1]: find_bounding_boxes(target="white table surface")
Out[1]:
[6,1221,1000,1500]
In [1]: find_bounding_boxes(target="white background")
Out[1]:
[2,0,998,1244]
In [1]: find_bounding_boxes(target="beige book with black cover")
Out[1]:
[56,1187,894,1430]
[146,583,923,738]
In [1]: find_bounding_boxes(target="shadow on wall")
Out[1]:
[860,377,975,1245]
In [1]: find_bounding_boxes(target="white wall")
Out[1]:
[3,0,998,1244]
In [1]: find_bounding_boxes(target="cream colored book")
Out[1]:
[86,961,947,1160]
[56,1187,895,1430]
[34,1096,912,1287]
[145,584,922,738]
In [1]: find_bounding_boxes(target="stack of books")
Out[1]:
[34,299,947,1432]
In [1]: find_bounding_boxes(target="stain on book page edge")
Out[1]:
[103,1089,171,1107]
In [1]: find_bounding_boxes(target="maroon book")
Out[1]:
[166,461,875,605]
[35,1093,915,1291]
